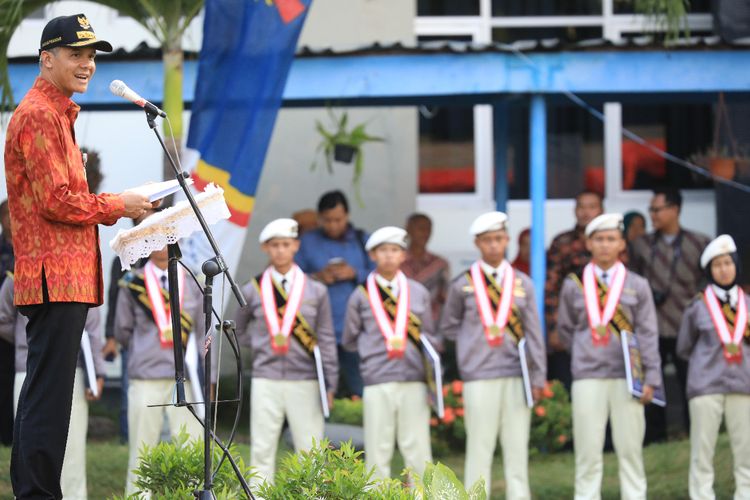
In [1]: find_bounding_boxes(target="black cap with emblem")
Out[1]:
[39,14,113,55]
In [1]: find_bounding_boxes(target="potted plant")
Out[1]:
[312,109,384,203]
[690,147,736,181]
[635,0,691,42]
[689,93,747,181]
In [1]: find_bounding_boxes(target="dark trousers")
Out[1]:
[11,300,88,500]
[119,348,129,443]
[547,350,573,395]
[645,336,689,443]
[0,338,14,445]
[337,345,363,398]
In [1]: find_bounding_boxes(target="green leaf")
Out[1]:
[466,478,487,500]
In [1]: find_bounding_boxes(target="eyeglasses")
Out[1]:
[648,204,673,214]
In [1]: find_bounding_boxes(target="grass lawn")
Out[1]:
[0,434,737,499]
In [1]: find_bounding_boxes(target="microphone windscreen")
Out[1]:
[109,80,126,97]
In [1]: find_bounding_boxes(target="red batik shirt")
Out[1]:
[4,77,125,306]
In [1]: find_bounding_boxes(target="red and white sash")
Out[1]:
[470,261,514,347]
[583,262,626,346]
[260,265,305,355]
[367,271,409,359]
[143,261,184,349]
[704,285,746,363]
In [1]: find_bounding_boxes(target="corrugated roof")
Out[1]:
[8,35,749,64]
[295,36,750,57]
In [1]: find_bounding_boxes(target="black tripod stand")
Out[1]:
[143,109,251,499]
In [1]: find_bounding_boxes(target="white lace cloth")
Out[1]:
[109,183,231,270]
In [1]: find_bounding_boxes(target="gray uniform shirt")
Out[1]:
[342,278,439,387]
[0,276,105,375]
[676,291,750,400]
[439,267,546,387]
[233,271,339,392]
[557,269,662,387]
[115,267,210,382]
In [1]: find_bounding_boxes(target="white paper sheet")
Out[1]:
[185,333,205,419]
[126,178,194,202]
[80,330,98,398]
[313,345,330,418]
[420,336,444,418]
[518,338,534,409]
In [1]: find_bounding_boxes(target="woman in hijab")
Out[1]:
[677,234,750,500]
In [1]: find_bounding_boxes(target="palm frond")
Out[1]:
[0,0,55,112]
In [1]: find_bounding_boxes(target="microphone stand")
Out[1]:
[144,109,250,499]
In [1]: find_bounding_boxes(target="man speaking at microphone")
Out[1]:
[4,14,155,499]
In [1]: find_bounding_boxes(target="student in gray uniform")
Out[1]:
[234,218,338,486]
[557,213,662,500]
[439,211,546,499]
[115,239,206,496]
[0,274,104,500]
[677,234,750,500]
[342,226,438,480]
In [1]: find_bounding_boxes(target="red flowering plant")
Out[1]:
[529,380,572,455]
[430,380,466,457]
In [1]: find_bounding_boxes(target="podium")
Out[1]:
[110,183,252,498]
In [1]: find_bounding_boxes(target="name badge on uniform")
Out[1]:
[582,262,627,347]
[703,286,746,364]
[260,265,306,355]
[470,261,515,347]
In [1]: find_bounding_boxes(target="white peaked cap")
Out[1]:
[259,218,299,243]
[700,234,737,269]
[365,226,408,251]
[585,213,624,237]
[469,211,508,236]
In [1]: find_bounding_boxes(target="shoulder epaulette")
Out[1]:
[454,269,472,284]
[567,272,583,288]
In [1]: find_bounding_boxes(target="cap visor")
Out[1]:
[67,39,113,52]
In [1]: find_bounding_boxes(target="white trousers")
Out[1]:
[363,381,432,480]
[572,378,646,500]
[688,393,750,500]
[14,368,88,500]
[463,377,531,500]
[125,379,202,496]
[249,378,324,486]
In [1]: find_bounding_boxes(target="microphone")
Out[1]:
[109,80,166,118]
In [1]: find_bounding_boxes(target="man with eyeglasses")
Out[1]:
[629,187,710,442]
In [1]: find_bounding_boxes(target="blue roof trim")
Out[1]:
[8,50,750,109]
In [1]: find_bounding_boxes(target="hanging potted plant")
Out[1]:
[634,0,691,42]
[312,109,384,203]
[689,93,744,181]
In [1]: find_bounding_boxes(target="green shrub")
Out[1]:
[329,396,364,426]
[330,380,572,458]
[530,380,572,455]
[430,380,467,457]
[110,429,255,500]
[257,439,485,499]
[257,439,376,499]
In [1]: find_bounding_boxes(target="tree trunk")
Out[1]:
[161,35,184,204]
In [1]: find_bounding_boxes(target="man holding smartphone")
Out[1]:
[629,188,710,442]
[296,190,373,397]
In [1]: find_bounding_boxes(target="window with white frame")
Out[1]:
[416,0,716,205]
[418,0,480,16]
